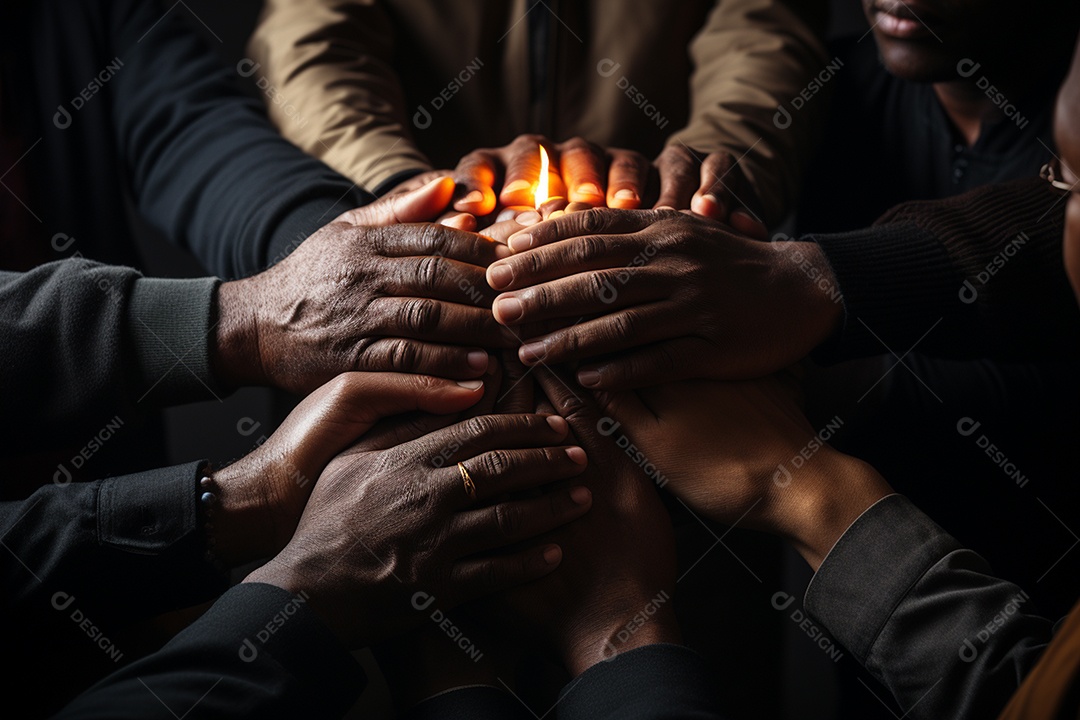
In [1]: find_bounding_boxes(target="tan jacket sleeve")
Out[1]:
[667,0,831,226]
[247,0,432,192]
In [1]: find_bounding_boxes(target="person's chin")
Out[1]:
[875,38,955,83]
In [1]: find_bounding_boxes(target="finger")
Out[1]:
[450,543,563,601]
[374,223,510,264]
[606,149,650,209]
[340,176,456,226]
[460,354,504,419]
[495,350,535,414]
[482,210,540,246]
[499,137,546,208]
[487,233,642,291]
[360,338,491,379]
[380,255,496,305]
[349,412,461,454]
[731,210,769,241]
[533,366,600,429]
[517,301,677,366]
[438,211,478,232]
[453,150,500,215]
[367,297,517,347]
[690,152,738,220]
[450,445,587,504]
[653,145,700,210]
[558,138,607,206]
[416,413,570,466]
[576,338,714,390]
[504,207,671,255]
[452,486,592,554]
[298,372,486,447]
[492,267,665,326]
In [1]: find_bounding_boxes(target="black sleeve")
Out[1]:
[106,0,373,279]
[0,260,221,454]
[404,686,534,719]
[808,177,1080,363]
[557,644,725,719]
[805,495,1055,720]
[54,583,366,719]
[1,461,224,631]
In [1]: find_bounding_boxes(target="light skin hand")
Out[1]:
[244,411,593,649]
[212,177,515,395]
[486,209,842,388]
[596,372,893,571]
[209,372,486,568]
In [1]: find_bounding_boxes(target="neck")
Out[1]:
[932,79,999,146]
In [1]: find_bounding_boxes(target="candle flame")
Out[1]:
[535,145,549,209]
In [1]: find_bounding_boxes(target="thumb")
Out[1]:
[346,176,456,226]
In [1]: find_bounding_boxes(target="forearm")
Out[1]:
[247,0,431,190]
[668,0,830,226]
[0,261,221,452]
[55,584,365,719]
[809,177,1080,363]
[804,494,1055,720]
[110,0,371,279]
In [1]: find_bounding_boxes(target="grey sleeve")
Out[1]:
[0,259,222,454]
[805,494,1054,719]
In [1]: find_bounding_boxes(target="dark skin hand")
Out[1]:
[485,208,841,389]
[652,144,766,225]
[211,372,488,567]
[245,410,593,649]
[214,178,517,395]
[478,368,680,677]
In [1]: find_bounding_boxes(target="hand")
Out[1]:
[453,134,652,215]
[245,411,593,648]
[210,372,485,567]
[378,171,480,232]
[596,373,892,570]
[487,209,844,388]
[653,145,767,234]
[482,368,680,676]
[214,178,516,394]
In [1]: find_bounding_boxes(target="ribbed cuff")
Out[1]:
[126,277,221,406]
[808,222,962,362]
[804,494,961,663]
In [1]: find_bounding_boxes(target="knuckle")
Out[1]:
[416,223,450,255]
[463,415,500,443]
[414,255,444,292]
[609,311,637,340]
[385,338,421,371]
[494,502,523,539]
[397,298,441,333]
[576,234,609,263]
[578,208,611,235]
[480,449,511,479]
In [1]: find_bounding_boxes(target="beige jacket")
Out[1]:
[248,0,829,224]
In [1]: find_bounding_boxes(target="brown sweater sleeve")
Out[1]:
[807,177,1080,362]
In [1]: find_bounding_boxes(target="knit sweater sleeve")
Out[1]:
[808,177,1080,362]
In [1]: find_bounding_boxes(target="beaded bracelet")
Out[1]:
[198,468,225,572]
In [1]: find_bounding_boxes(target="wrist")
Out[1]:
[782,242,843,350]
[212,279,266,388]
[562,599,681,677]
[206,461,279,567]
[784,451,892,571]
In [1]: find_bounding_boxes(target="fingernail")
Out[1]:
[548,210,565,220]
[488,264,514,289]
[520,342,546,363]
[515,210,541,226]
[543,545,562,565]
[508,233,533,253]
[545,415,568,434]
[565,447,587,465]
[570,486,591,504]
[577,370,601,387]
[461,190,485,205]
[503,179,532,195]
[576,182,602,198]
[456,379,484,389]
[614,188,639,202]
[655,205,676,211]
[467,351,489,371]
[495,296,524,323]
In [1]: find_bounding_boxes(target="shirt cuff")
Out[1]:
[558,643,722,719]
[126,276,221,406]
[808,222,964,363]
[404,685,528,719]
[804,494,962,663]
